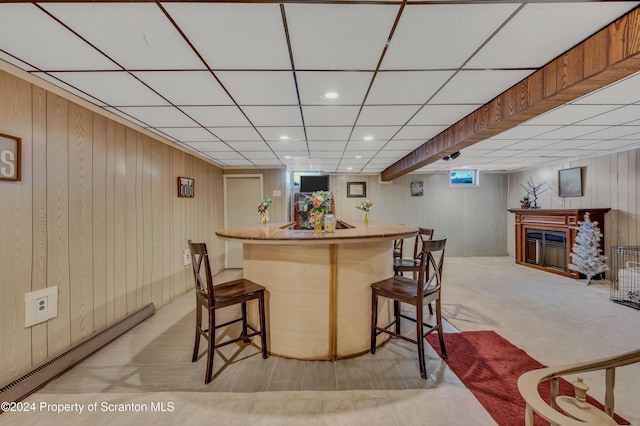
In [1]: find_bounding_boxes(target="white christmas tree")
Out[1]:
[568,212,608,284]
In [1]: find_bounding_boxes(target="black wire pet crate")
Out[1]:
[610,246,640,310]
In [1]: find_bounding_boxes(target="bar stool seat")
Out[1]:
[188,240,268,384]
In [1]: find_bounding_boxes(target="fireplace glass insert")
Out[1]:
[524,229,567,271]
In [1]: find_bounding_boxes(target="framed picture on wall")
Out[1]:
[347,181,366,198]
[0,133,21,181]
[177,177,194,198]
[411,180,423,196]
[558,167,583,197]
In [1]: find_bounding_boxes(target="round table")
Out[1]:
[216,221,417,360]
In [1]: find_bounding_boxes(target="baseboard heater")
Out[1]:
[0,303,155,407]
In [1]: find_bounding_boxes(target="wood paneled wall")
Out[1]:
[328,173,509,257]
[0,69,224,384]
[508,150,640,258]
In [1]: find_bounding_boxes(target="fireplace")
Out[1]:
[524,229,566,271]
[508,208,610,278]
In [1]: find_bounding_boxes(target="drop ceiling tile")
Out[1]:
[494,125,562,140]
[206,127,262,142]
[431,70,534,104]
[208,151,246,160]
[297,71,373,105]
[242,106,303,127]
[351,127,400,141]
[133,71,231,106]
[0,51,36,71]
[525,104,622,126]
[256,127,306,142]
[480,150,519,158]
[159,127,219,142]
[117,107,197,128]
[468,138,519,149]
[512,149,564,158]
[216,71,298,105]
[303,106,360,126]
[306,127,352,141]
[467,2,638,68]
[577,105,640,126]
[223,159,255,167]
[33,72,107,106]
[226,141,271,151]
[163,3,291,69]
[572,126,640,140]
[503,139,559,150]
[103,107,150,128]
[285,3,399,69]
[347,140,386,151]
[180,106,251,127]
[268,140,308,151]
[145,127,178,142]
[310,150,343,159]
[340,158,368,166]
[554,149,603,158]
[343,150,378,158]
[531,125,609,140]
[184,142,233,152]
[356,106,420,126]
[383,140,425,150]
[382,3,520,69]
[48,71,169,106]
[573,71,640,105]
[408,104,482,126]
[253,159,284,167]
[393,126,448,141]
[583,139,640,151]
[366,71,454,105]
[308,141,347,151]
[0,4,118,71]
[43,3,202,70]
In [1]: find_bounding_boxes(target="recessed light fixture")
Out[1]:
[323,91,339,100]
[279,135,290,140]
[284,155,291,159]
[364,136,373,141]
[347,167,353,170]
[355,155,362,159]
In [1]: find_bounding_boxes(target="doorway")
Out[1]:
[223,174,263,268]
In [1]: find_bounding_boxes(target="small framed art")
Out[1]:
[347,181,366,198]
[178,177,194,198]
[0,133,21,181]
[558,167,583,197]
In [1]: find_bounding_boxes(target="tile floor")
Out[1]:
[2,257,639,425]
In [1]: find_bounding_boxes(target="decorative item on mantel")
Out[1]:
[568,212,608,284]
[301,190,332,234]
[258,198,272,225]
[519,177,548,209]
[356,199,373,224]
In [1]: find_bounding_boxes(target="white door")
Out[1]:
[224,175,263,268]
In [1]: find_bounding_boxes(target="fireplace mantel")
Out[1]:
[508,208,610,278]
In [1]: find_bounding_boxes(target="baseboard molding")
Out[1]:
[0,303,155,407]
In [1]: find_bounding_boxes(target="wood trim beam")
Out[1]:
[381,6,640,181]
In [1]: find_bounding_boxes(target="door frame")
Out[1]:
[223,174,263,268]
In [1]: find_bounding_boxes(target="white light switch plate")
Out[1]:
[183,248,192,266]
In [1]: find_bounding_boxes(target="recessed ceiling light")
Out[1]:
[347,167,353,170]
[323,91,339,100]
[364,136,373,141]
[279,135,290,140]
[355,155,362,159]
[284,155,291,159]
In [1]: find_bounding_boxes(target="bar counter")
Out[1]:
[216,221,417,360]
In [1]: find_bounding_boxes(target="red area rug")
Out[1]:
[426,331,629,426]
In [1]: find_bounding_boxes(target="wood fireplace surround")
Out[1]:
[508,208,610,278]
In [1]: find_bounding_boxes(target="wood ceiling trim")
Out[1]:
[381,6,640,181]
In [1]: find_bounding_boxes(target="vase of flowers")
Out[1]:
[299,190,332,234]
[258,198,272,225]
[356,199,373,224]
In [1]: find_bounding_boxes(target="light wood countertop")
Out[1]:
[216,221,417,244]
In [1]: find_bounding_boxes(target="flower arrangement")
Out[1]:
[356,199,373,224]
[258,198,272,225]
[356,199,373,212]
[299,190,332,229]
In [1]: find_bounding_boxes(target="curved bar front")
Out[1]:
[216,221,417,360]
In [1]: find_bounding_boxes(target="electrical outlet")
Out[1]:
[183,248,192,266]
[25,286,58,327]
